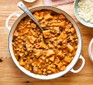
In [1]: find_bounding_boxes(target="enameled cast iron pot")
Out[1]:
[6,6,85,80]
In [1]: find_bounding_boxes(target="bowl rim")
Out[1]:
[8,6,82,80]
[74,0,93,28]
[24,0,36,3]
[88,38,93,62]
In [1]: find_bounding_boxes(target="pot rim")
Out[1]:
[8,6,82,80]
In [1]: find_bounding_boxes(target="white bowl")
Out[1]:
[74,0,93,28]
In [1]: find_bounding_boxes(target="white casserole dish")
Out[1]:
[6,6,85,80]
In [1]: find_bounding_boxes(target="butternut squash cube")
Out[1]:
[67,43,74,52]
[46,49,55,57]
[44,13,53,20]
[28,36,36,44]
[39,41,48,49]
[57,62,63,69]
[64,56,72,63]
[30,23,37,28]
[43,30,53,38]
[52,27,59,34]
[49,56,55,62]
[57,51,63,58]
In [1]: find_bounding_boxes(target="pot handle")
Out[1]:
[5,13,20,31]
[70,55,85,73]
